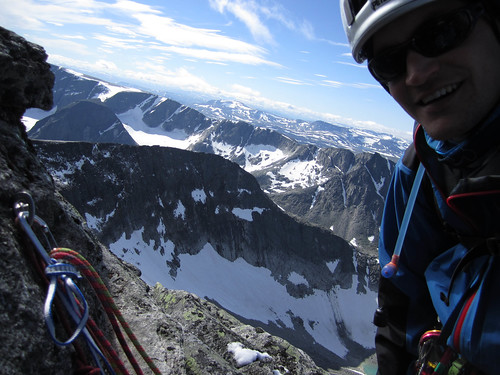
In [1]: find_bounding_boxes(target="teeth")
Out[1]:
[421,84,458,105]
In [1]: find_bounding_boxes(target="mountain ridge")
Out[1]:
[193,99,408,160]
[33,138,378,370]
[26,65,398,256]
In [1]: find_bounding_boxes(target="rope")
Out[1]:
[50,248,162,375]
[44,262,89,346]
[16,216,114,374]
[13,192,162,375]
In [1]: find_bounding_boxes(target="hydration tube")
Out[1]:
[381,162,425,278]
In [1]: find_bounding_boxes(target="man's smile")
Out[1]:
[420,83,460,106]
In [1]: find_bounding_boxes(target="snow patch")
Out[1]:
[131,243,376,355]
[174,200,186,219]
[117,101,202,149]
[341,177,347,208]
[288,272,309,287]
[310,186,325,209]
[227,342,271,367]
[22,107,57,131]
[365,165,385,199]
[108,227,175,285]
[231,207,265,222]
[191,189,207,203]
[327,260,340,274]
[278,159,329,190]
[96,82,141,101]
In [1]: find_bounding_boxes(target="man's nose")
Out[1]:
[405,50,440,86]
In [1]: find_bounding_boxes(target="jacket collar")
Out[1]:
[415,105,500,166]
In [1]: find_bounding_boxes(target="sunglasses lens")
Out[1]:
[413,11,472,56]
[368,4,481,84]
[368,47,407,83]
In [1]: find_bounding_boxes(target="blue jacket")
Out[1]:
[376,111,500,375]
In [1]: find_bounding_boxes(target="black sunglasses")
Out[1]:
[368,2,485,84]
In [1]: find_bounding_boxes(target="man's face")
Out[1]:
[372,1,500,141]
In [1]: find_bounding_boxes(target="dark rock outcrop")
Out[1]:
[33,140,357,293]
[0,28,54,121]
[29,99,137,145]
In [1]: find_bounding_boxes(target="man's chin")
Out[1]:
[419,118,465,142]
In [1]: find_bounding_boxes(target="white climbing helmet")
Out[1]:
[340,0,439,63]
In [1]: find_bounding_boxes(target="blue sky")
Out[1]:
[1,0,414,139]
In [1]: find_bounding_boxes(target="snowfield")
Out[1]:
[108,230,377,357]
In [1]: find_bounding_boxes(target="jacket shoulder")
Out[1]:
[401,143,419,171]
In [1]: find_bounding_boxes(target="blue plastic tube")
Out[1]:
[382,162,425,278]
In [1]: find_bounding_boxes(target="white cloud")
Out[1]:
[151,45,280,67]
[210,0,318,44]
[275,76,310,86]
[110,0,162,14]
[229,84,261,99]
[33,37,92,56]
[59,34,87,40]
[299,20,315,40]
[320,79,381,90]
[0,0,112,30]
[125,66,225,98]
[93,34,148,50]
[336,60,367,68]
[95,59,117,70]
[106,25,140,37]
[320,80,342,88]
[209,0,274,44]
[1,0,279,67]
[133,13,266,55]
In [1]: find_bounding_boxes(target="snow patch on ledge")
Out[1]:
[227,342,271,367]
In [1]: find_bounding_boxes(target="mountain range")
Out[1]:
[3,26,385,375]
[33,139,378,371]
[20,64,400,371]
[193,99,408,159]
[26,65,405,256]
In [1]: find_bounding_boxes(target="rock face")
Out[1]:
[29,99,137,145]
[0,26,339,375]
[32,138,377,370]
[267,149,392,255]
[0,28,54,121]
[33,140,357,291]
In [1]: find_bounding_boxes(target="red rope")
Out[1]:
[50,248,162,375]
[19,238,100,374]
[81,305,129,374]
